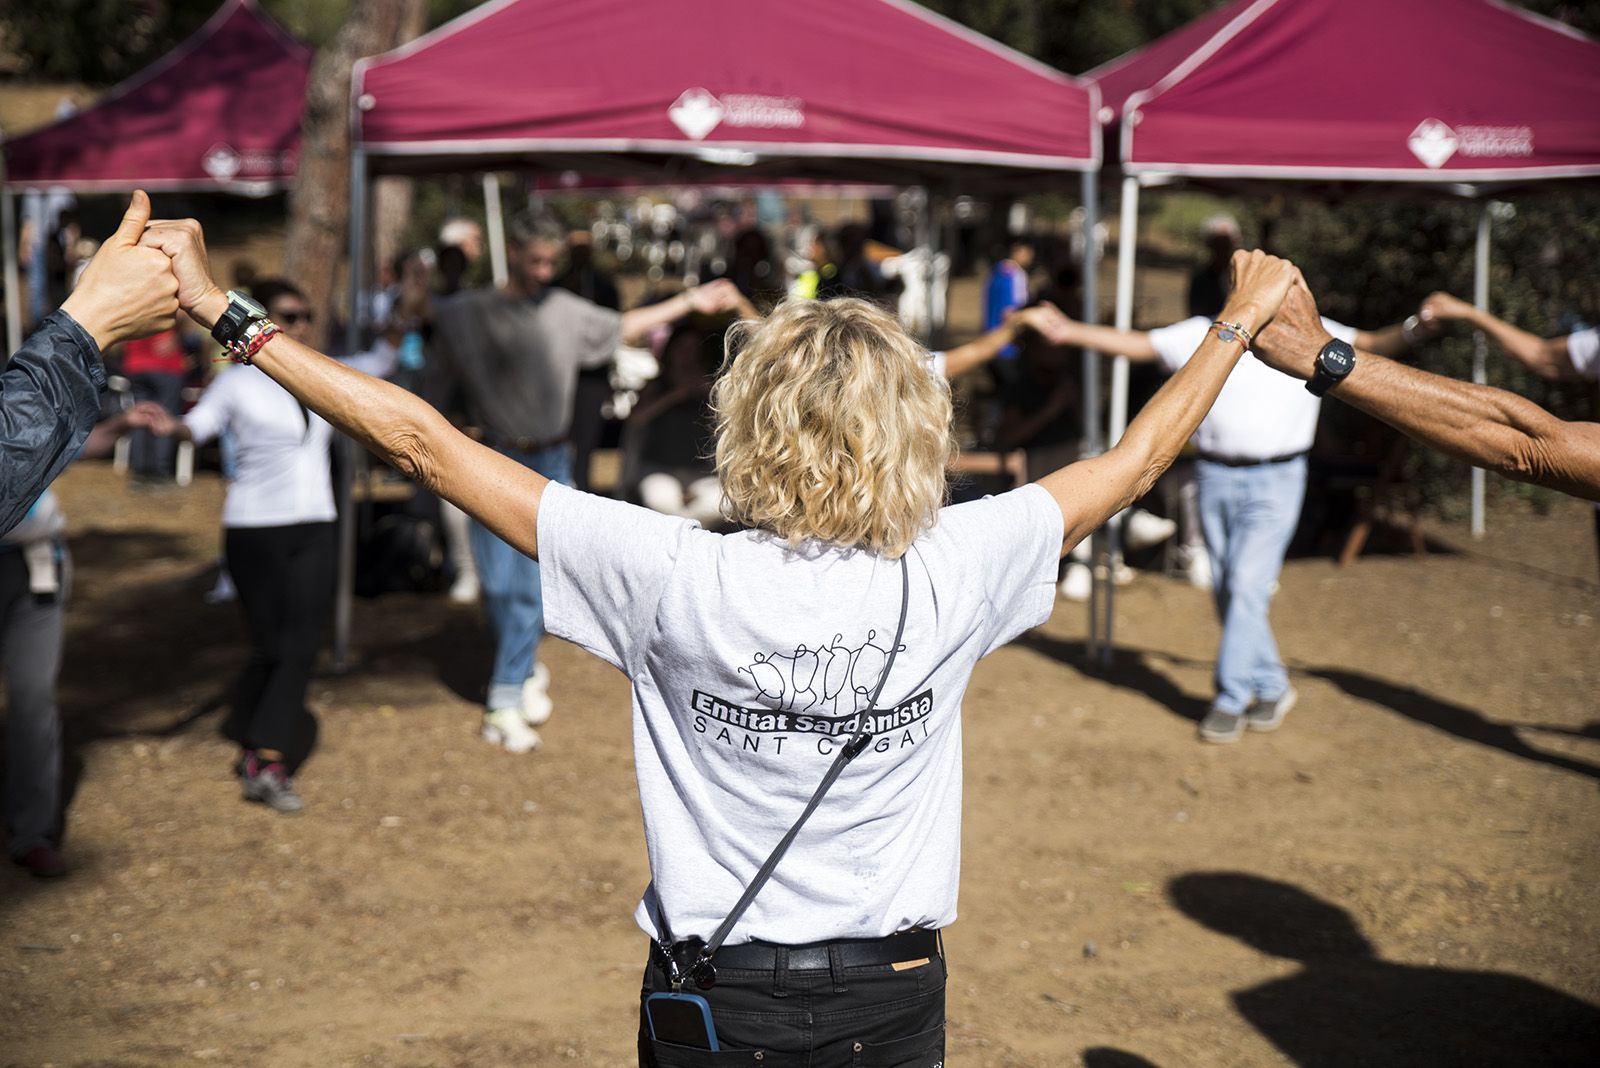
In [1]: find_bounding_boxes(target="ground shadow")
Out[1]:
[1017,633,1210,725]
[348,613,492,707]
[1081,1049,1162,1067]
[1304,666,1600,783]
[1169,872,1600,1065]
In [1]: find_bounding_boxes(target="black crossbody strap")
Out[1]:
[658,556,912,987]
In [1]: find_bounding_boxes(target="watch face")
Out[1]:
[1320,340,1355,376]
[232,292,268,319]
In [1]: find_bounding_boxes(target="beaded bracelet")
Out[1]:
[1211,319,1255,348]
[224,321,279,365]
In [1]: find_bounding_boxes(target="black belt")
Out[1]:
[1197,450,1307,468]
[657,928,940,973]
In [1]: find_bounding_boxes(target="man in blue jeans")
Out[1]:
[429,214,742,752]
[1031,305,1428,742]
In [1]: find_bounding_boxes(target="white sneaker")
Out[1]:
[1184,548,1213,591]
[448,572,479,604]
[521,662,553,727]
[483,708,541,753]
[1058,562,1092,602]
[1112,554,1134,586]
[1124,510,1178,551]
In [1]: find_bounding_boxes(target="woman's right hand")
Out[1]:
[138,218,229,331]
[1222,249,1299,336]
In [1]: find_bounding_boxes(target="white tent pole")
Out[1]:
[1470,201,1491,539]
[2,186,20,356]
[1092,174,1142,664]
[483,172,508,289]
[1110,175,1140,445]
[333,148,369,673]
[1079,170,1101,454]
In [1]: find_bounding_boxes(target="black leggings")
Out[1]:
[224,523,335,757]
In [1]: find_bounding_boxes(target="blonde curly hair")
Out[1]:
[712,298,954,558]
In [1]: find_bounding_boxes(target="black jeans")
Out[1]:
[127,371,184,477]
[637,940,947,1067]
[224,523,334,760]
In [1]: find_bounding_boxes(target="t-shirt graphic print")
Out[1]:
[538,481,1062,947]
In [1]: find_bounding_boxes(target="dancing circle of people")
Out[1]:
[3,191,1597,1061]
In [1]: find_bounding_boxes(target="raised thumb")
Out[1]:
[112,190,152,245]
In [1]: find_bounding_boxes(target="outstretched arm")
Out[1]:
[1029,307,1163,363]
[1036,251,1299,556]
[142,219,552,560]
[1257,287,1600,501]
[1420,291,1578,380]
[618,280,747,346]
[939,304,1080,379]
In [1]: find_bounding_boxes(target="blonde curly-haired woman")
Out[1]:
[139,214,1297,1066]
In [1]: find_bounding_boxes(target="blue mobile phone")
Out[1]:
[644,991,720,1051]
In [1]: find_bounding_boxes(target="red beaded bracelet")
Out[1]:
[225,321,279,365]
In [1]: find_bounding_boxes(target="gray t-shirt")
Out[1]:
[538,481,1063,946]
[430,287,621,443]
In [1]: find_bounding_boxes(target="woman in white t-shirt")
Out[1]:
[141,220,1300,1065]
[152,280,395,815]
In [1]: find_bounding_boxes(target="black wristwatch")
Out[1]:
[1307,337,1356,397]
[211,290,269,347]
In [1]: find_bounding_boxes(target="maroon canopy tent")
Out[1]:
[352,0,1099,184]
[1079,0,1600,657]
[1103,0,1600,184]
[1,0,307,192]
[0,0,310,350]
[326,0,1102,667]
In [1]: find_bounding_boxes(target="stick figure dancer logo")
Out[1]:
[739,630,906,716]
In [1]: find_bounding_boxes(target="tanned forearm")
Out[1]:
[1054,320,1161,362]
[619,292,695,346]
[1354,322,1410,358]
[941,320,1020,379]
[1465,308,1576,378]
[1332,352,1600,500]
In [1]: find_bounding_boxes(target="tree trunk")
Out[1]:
[282,0,426,350]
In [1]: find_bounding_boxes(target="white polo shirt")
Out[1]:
[1148,315,1359,462]
[1568,327,1599,379]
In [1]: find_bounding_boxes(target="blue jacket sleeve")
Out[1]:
[1,311,106,535]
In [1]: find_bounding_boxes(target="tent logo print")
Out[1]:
[1408,119,1458,169]
[202,143,243,180]
[669,88,807,141]
[670,89,726,141]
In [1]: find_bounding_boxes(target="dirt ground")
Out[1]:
[2,462,1597,1067]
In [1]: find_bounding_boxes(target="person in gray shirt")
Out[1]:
[427,213,742,752]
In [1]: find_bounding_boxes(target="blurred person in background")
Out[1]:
[5,405,162,877]
[555,228,622,495]
[1032,304,1427,742]
[1188,214,1243,319]
[119,314,198,484]
[1418,290,1600,568]
[435,224,486,600]
[428,211,745,754]
[148,278,395,813]
[983,236,1035,363]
